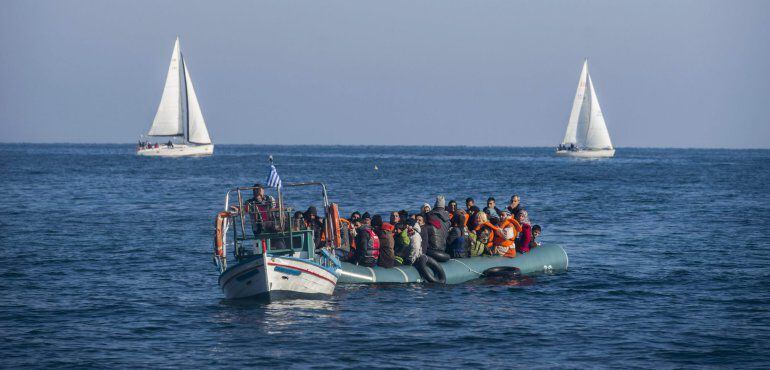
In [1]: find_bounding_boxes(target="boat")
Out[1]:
[556,59,615,158]
[137,37,213,157]
[213,182,343,300]
[338,244,568,284]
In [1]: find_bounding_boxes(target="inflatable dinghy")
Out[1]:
[338,243,568,284]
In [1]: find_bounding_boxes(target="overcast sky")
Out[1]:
[1,0,768,148]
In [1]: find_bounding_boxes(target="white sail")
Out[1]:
[182,59,212,145]
[562,60,588,145]
[562,60,613,150]
[148,38,184,137]
[584,75,613,149]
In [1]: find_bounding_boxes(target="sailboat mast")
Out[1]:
[180,53,190,143]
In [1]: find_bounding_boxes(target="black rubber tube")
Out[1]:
[416,255,446,284]
[482,266,521,277]
[427,250,450,263]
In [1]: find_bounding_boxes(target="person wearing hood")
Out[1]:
[354,219,379,267]
[515,210,533,254]
[420,203,432,219]
[446,213,468,258]
[402,219,423,265]
[372,215,397,268]
[304,206,324,247]
[415,214,429,254]
[426,195,451,253]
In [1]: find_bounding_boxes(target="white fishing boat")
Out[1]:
[137,37,213,157]
[213,180,345,300]
[556,60,615,158]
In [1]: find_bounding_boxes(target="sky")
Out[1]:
[1,0,769,148]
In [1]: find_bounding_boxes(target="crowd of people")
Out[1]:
[236,185,543,269]
[331,194,542,268]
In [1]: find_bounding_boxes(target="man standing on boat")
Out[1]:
[230,184,269,236]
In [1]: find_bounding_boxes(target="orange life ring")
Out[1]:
[329,203,342,248]
[214,211,230,257]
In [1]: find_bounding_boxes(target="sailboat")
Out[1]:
[137,37,214,157]
[555,60,615,158]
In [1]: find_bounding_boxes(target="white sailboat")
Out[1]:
[137,37,214,157]
[556,60,615,158]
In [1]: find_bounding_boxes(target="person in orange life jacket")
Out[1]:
[530,225,542,250]
[447,200,458,219]
[466,205,481,230]
[354,218,379,267]
[494,210,521,257]
[515,210,533,254]
[304,206,324,247]
[446,213,469,258]
[372,215,397,268]
[483,197,502,219]
[473,212,499,253]
[506,194,523,220]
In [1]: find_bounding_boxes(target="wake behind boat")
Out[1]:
[556,60,615,158]
[137,37,213,157]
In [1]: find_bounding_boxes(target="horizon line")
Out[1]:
[0,141,768,150]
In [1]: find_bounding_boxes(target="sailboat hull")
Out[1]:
[555,149,615,158]
[136,143,214,157]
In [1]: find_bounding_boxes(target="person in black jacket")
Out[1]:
[426,195,451,253]
[506,195,523,220]
[483,197,502,219]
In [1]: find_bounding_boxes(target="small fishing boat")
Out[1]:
[213,182,344,300]
[138,37,213,157]
[556,59,615,158]
[338,244,568,284]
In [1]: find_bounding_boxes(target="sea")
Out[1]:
[1,144,769,368]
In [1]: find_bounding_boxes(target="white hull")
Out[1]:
[555,149,615,158]
[136,144,213,157]
[219,254,338,300]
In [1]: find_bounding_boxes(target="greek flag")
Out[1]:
[266,164,282,189]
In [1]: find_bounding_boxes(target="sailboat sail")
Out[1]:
[584,75,612,149]
[148,38,184,137]
[562,60,613,150]
[183,60,212,145]
[562,61,588,145]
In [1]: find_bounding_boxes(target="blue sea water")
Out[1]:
[1,144,769,368]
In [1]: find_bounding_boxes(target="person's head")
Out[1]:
[350,211,361,221]
[469,205,480,214]
[499,210,510,219]
[395,222,407,233]
[267,195,277,208]
[304,206,318,221]
[293,211,304,219]
[398,209,409,220]
[421,203,431,214]
[447,200,458,213]
[416,214,425,226]
[371,214,383,228]
[510,194,520,207]
[476,212,488,224]
[532,224,541,238]
[253,184,265,201]
[362,212,372,226]
[390,211,400,224]
[518,210,528,223]
[487,197,496,208]
[465,197,475,209]
[434,195,446,210]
